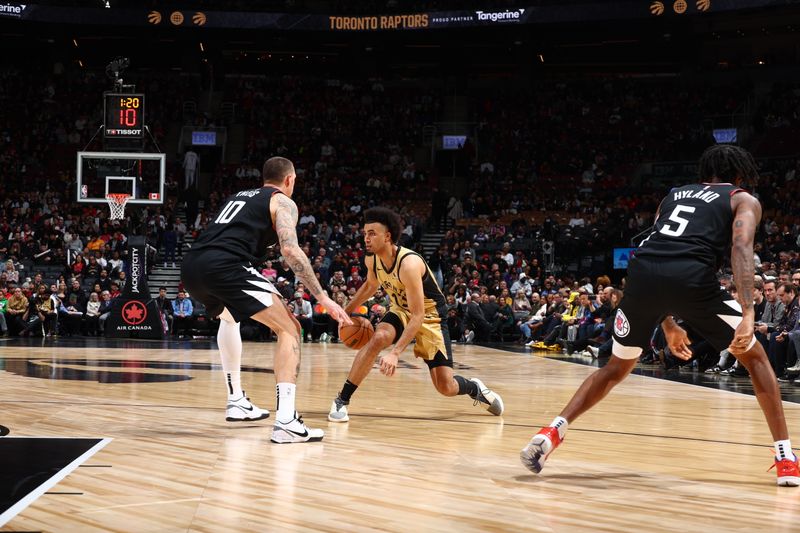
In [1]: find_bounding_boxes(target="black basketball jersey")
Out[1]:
[635,182,744,268]
[191,186,282,264]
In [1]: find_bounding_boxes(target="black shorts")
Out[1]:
[182,248,282,323]
[611,256,743,359]
[380,311,454,369]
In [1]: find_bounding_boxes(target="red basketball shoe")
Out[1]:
[520,426,563,474]
[771,456,800,487]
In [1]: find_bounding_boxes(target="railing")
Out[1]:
[638,152,800,187]
[220,102,237,124]
[182,101,197,123]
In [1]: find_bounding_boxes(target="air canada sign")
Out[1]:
[106,236,164,339]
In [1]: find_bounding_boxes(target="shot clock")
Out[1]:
[104,93,145,138]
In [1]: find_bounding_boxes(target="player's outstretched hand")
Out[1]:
[728,318,755,355]
[319,296,352,326]
[664,324,693,360]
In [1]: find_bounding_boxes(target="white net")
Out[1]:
[106,193,130,220]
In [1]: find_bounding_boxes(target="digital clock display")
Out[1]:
[104,93,145,138]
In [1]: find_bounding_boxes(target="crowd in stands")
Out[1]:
[1,256,123,338]
[0,67,184,187]
[474,80,744,180]
[459,79,751,222]
[0,65,197,338]
[2,61,800,390]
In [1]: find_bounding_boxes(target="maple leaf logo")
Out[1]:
[125,305,143,321]
[122,301,147,325]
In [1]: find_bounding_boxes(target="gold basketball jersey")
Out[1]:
[372,246,446,320]
[371,246,449,361]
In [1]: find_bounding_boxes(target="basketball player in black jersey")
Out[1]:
[521,145,800,486]
[327,207,503,423]
[182,156,351,444]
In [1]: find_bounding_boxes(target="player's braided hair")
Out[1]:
[698,145,759,184]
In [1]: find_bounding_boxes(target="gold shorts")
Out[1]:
[381,309,451,364]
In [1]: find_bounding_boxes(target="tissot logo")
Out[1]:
[0,3,26,17]
[105,128,142,136]
[474,9,524,23]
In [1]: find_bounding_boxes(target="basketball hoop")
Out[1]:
[106,193,130,220]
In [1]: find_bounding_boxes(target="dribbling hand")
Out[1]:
[319,296,352,326]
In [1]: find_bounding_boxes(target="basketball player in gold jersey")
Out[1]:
[328,207,503,422]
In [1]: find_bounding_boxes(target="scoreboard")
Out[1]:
[104,93,145,138]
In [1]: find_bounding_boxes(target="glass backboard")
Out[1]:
[76,151,166,205]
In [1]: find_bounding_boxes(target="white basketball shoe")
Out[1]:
[327,397,350,422]
[225,393,270,422]
[469,378,504,416]
[271,413,325,444]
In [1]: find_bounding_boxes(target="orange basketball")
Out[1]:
[339,316,374,350]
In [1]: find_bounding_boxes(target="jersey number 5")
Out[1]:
[659,205,696,237]
[214,201,245,224]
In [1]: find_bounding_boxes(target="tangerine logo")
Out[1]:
[122,301,147,325]
[170,11,184,25]
[193,12,206,26]
[147,10,161,24]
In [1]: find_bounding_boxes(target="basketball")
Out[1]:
[339,316,374,350]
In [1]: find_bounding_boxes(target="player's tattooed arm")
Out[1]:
[273,194,300,248]
[730,193,761,314]
[272,194,327,299]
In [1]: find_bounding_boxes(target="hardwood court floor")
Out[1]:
[1,338,800,532]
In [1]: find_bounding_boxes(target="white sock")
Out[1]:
[276,382,296,422]
[218,320,243,399]
[775,439,797,461]
[550,416,569,440]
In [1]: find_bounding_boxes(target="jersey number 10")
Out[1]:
[214,201,246,224]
